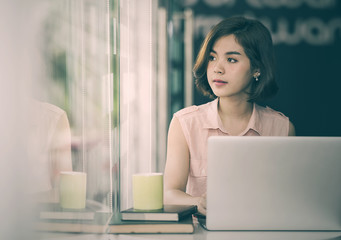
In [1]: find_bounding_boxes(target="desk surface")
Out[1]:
[37,220,341,240]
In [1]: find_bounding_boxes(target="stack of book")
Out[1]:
[35,212,112,234]
[109,205,197,233]
[34,201,111,233]
[38,202,100,221]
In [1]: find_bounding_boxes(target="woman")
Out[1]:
[164,16,295,215]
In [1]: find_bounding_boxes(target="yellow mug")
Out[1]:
[133,173,163,210]
[59,171,87,209]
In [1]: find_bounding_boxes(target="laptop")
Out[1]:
[206,136,341,231]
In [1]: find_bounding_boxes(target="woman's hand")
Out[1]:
[197,193,207,215]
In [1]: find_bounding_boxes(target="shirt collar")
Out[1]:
[203,98,263,136]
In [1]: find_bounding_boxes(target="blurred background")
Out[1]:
[1,0,340,238]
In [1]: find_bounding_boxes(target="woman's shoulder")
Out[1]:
[34,101,66,116]
[255,104,292,136]
[174,105,199,118]
[256,104,288,121]
[174,100,214,119]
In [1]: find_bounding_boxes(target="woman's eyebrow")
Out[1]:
[225,51,241,55]
[210,49,241,55]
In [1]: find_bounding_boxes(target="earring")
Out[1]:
[254,73,260,81]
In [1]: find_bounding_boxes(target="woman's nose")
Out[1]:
[213,60,224,74]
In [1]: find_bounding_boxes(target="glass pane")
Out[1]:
[119,0,159,211]
[23,0,119,233]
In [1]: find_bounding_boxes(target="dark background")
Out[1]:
[181,0,341,136]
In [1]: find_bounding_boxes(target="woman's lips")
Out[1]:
[213,79,228,86]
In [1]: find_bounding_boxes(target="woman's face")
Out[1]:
[207,34,254,100]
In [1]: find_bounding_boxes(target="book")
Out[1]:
[121,204,197,221]
[107,213,194,234]
[38,201,102,220]
[34,212,113,234]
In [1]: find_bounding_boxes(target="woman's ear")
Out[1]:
[253,71,260,78]
[252,68,261,77]
[253,71,261,81]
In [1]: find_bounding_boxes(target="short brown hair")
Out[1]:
[193,16,278,102]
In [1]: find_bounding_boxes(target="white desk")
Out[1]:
[37,220,341,240]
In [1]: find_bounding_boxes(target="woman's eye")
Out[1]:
[228,58,237,63]
[209,55,216,61]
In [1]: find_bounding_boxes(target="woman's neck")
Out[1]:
[217,97,253,120]
[217,97,254,136]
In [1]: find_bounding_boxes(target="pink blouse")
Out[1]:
[174,98,290,197]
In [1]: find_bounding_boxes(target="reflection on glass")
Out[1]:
[28,0,119,234]
[28,100,72,202]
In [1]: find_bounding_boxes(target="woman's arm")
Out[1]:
[50,112,73,186]
[164,116,206,215]
[288,121,296,136]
